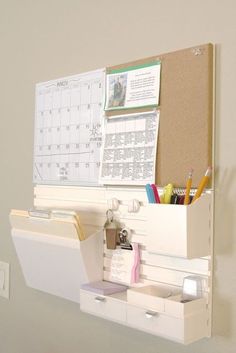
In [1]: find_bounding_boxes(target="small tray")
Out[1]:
[165,294,207,318]
[127,285,172,312]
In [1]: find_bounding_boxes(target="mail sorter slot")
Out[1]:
[9,210,103,303]
[80,289,127,323]
[146,194,212,258]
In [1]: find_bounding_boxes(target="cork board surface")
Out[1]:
[107,44,213,187]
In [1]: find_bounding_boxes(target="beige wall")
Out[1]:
[0,0,236,352]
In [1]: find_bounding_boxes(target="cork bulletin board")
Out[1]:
[106,43,214,187]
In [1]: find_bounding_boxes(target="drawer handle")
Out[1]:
[95,296,106,303]
[145,311,158,319]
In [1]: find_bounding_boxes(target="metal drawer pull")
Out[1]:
[145,311,158,319]
[95,296,106,303]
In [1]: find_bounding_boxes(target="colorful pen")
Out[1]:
[192,166,212,203]
[145,184,156,203]
[184,169,193,205]
[151,184,160,203]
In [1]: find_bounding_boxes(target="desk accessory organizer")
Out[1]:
[9,184,213,344]
[79,188,213,344]
[80,281,208,344]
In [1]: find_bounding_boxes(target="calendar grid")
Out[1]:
[33,69,105,186]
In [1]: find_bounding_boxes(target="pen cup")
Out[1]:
[146,193,212,258]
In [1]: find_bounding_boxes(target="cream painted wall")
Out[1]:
[0,0,235,352]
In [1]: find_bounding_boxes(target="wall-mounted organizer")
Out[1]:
[9,43,214,345]
[29,185,213,344]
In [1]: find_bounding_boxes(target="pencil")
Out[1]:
[184,169,193,205]
[192,167,212,203]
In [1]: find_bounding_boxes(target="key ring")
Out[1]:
[106,209,113,223]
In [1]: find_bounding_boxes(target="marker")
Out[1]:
[192,167,212,203]
[163,183,174,204]
[184,169,193,205]
[151,184,160,203]
[170,193,178,204]
[145,184,156,203]
[178,195,185,205]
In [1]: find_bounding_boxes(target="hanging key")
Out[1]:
[104,209,120,250]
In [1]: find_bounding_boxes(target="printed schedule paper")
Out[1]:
[100,110,160,185]
[33,69,105,186]
[105,61,161,111]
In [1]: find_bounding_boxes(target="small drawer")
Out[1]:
[126,304,183,341]
[146,194,212,259]
[126,303,208,344]
[80,289,126,323]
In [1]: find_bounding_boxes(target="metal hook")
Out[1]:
[106,209,114,222]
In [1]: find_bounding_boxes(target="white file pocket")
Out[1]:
[9,210,103,303]
[80,290,127,323]
[146,194,212,259]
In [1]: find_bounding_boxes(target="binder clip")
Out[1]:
[119,227,132,250]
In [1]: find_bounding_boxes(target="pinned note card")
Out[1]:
[100,111,160,185]
[105,61,161,110]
